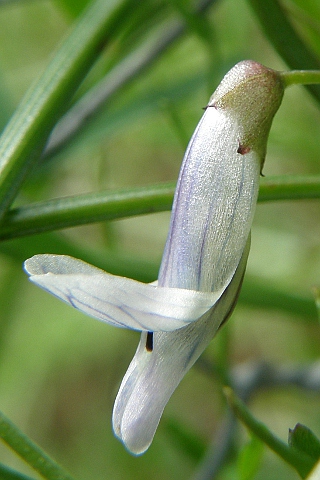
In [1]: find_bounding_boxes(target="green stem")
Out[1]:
[0,0,139,221]
[0,174,319,240]
[0,411,76,480]
[281,70,320,87]
[224,387,314,478]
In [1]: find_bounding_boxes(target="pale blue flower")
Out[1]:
[24,60,284,454]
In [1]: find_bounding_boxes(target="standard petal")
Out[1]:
[158,106,260,293]
[112,237,250,455]
[24,254,224,332]
[158,62,283,294]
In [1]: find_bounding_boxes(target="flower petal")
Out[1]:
[24,254,225,332]
[112,237,250,455]
[158,61,284,293]
[158,106,260,292]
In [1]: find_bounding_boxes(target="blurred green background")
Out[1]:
[0,0,319,479]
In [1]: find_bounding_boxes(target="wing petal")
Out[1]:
[24,254,224,332]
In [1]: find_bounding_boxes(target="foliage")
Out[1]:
[0,0,319,478]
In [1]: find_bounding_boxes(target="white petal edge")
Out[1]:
[112,236,250,454]
[24,254,228,332]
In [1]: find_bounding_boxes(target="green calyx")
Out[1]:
[208,60,285,168]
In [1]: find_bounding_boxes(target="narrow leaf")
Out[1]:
[163,417,206,461]
[237,435,264,480]
[0,174,320,241]
[224,387,314,478]
[240,276,318,323]
[0,462,36,480]
[0,0,140,220]
[0,183,175,240]
[55,0,91,17]
[44,0,218,158]
[313,287,320,321]
[0,410,76,480]
[248,0,320,104]
[289,424,320,463]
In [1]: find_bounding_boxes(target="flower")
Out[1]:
[24,60,284,455]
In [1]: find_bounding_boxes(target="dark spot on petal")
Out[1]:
[204,102,217,109]
[237,143,251,155]
[146,332,153,352]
